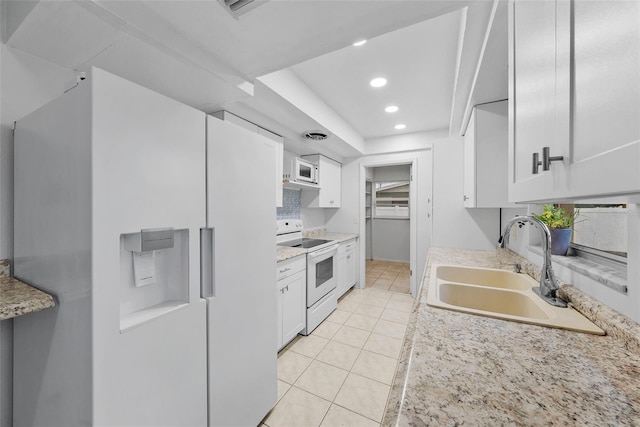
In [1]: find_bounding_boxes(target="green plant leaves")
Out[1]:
[532,204,579,229]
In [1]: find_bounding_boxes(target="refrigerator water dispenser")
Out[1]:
[119,228,189,332]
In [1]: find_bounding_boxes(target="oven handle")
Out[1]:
[308,244,339,259]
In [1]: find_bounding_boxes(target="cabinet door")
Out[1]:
[320,157,341,207]
[510,0,640,202]
[566,0,640,198]
[463,111,476,207]
[258,128,284,208]
[336,252,348,298]
[281,270,306,345]
[345,249,356,289]
[509,0,567,202]
[276,281,284,350]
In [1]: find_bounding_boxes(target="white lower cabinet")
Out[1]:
[277,256,306,351]
[337,238,357,299]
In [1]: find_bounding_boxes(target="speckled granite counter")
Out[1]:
[302,228,358,244]
[383,247,640,426]
[319,232,358,244]
[0,259,55,320]
[277,246,307,263]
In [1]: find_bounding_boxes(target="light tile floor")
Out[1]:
[262,260,412,427]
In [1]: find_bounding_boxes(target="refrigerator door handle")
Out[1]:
[200,227,215,298]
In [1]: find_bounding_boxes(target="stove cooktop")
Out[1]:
[278,238,332,249]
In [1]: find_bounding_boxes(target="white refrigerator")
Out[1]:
[13,68,208,426]
[202,115,277,426]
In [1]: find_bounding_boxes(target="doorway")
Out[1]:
[365,165,411,293]
[357,150,432,299]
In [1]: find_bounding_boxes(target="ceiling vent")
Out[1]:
[220,0,269,18]
[303,131,329,142]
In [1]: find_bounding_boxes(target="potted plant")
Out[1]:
[532,204,579,255]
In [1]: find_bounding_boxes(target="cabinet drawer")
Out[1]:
[277,255,306,280]
[338,239,356,255]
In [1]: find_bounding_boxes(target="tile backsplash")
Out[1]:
[277,189,301,220]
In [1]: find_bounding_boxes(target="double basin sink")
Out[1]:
[427,265,604,335]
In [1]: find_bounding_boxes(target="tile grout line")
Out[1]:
[271,260,410,426]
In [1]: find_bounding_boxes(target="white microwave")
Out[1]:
[283,156,318,184]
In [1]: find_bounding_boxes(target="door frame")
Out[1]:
[358,158,418,297]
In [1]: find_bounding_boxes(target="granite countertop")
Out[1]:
[276,230,359,262]
[384,247,640,426]
[0,260,55,320]
[277,246,307,263]
[319,232,358,243]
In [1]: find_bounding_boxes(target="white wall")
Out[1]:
[372,219,410,262]
[0,43,75,425]
[373,164,411,182]
[365,129,447,155]
[301,207,326,229]
[431,136,501,249]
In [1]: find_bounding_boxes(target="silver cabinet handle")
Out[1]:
[346,255,351,260]
[532,152,542,174]
[542,146,563,171]
[279,267,291,273]
[463,195,470,201]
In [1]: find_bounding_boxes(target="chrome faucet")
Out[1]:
[498,215,567,308]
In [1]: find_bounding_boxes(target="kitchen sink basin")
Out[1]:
[439,283,549,319]
[427,265,604,335]
[436,265,531,290]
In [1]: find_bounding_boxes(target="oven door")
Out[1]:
[306,244,338,307]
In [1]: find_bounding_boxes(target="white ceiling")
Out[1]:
[2,0,506,159]
[290,10,463,139]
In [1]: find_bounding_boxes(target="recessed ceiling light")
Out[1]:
[385,105,399,113]
[353,39,367,47]
[395,124,406,130]
[370,77,387,88]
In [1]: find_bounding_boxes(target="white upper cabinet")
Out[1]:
[508,0,640,203]
[257,127,284,208]
[212,111,284,207]
[463,100,515,208]
[301,154,342,208]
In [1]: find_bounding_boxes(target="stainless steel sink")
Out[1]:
[427,265,604,335]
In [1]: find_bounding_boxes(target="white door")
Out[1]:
[281,270,306,345]
[509,0,565,202]
[565,0,640,198]
[205,115,277,426]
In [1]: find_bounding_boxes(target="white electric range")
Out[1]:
[276,220,338,334]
